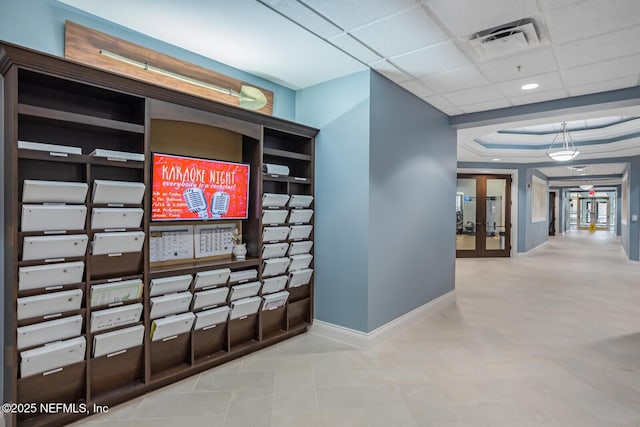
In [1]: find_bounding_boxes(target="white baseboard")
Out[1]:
[516,239,550,256]
[310,290,456,350]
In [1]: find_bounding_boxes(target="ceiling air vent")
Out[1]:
[469,18,540,59]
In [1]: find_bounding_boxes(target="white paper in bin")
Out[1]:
[288,225,312,240]
[17,314,83,350]
[287,209,313,224]
[193,268,230,290]
[288,240,313,256]
[92,180,145,205]
[229,281,261,301]
[149,292,193,320]
[90,303,143,333]
[194,306,230,330]
[151,312,195,341]
[261,210,288,225]
[91,208,144,229]
[230,296,261,319]
[150,274,193,296]
[262,243,289,259]
[262,291,289,311]
[20,336,86,378]
[93,324,144,358]
[262,257,290,277]
[228,269,258,283]
[91,231,144,255]
[287,195,313,208]
[288,254,313,272]
[193,287,229,310]
[21,205,87,232]
[17,289,83,320]
[22,180,88,204]
[19,261,84,291]
[262,193,290,208]
[288,268,313,288]
[262,226,290,242]
[22,234,88,261]
[261,275,288,294]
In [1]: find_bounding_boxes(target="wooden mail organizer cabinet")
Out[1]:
[1,42,316,427]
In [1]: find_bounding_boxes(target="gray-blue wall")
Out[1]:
[367,71,456,331]
[518,168,549,252]
[627,157,640,261]
[0,0,296,120]
[296,71,371,332]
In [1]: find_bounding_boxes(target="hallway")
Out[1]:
[75,232,640,427]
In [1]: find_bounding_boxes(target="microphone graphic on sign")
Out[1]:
[183,188,210,219]
[211,191,230,219]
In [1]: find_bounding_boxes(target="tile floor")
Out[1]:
[74,231,640,426]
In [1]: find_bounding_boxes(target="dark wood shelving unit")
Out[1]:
[2,40,317,427]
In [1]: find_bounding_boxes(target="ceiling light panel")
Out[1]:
[496,71,564,97]
[370,60,413,83]
[350,6,448,58]
[261,0,343,38]
[390,41,470,78]
[420,65,490,93]
[424,0,541,37]
[441,85,507,105]
[562,53,640,87]
[300,0,418,30]
[508,88,568,105]
[328,33,382,64]
[567,75,638,97]
[475,48,558,83]
[546,0,640,44]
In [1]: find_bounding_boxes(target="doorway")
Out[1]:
[549,191,556,236]
[578,196,610,230]
[456,174,512,257]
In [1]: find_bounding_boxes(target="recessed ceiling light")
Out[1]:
[521,83,539,90]
[492,158,500,161]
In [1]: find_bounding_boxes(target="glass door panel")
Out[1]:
[485,178,507,252]
[456,178,476,251]
[595,198,609,229]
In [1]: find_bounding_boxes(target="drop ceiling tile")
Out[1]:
[263,0,342,38]
[422,94,456,111]
[562,53,640,87]
[476,48,558,83]
[420,65,489,93]
[300,0,418,30]
[441,85,506,106]
[567,75,639,97]
[370,60,413,83]
[508,88,568,105]
[546,0,640,44]
[542,0,588,11]
[439,106,464,115]
[390,41,471,78]
[329,33,382,64]
[458,99,512,114]
[424,0,541,37]
[399,79,435,97]
[496,71,564,97]
[350,6,448,58]
[555,25,640,69]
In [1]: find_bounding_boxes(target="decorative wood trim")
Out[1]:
[64,21,274,115]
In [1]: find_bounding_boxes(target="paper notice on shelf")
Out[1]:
[194,224,236,258]
[149,225,194,263]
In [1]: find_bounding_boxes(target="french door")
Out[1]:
[456,174,512,258]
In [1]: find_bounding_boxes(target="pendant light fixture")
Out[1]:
[547,122,579,161]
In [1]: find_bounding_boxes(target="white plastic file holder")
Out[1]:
[288,225,313,240]
[151,312,195,341]
[287,209,313,224]
[17,314,83,350]
[262,193,290,208]
[288,240,313,256]
[18,140,82,156]
[21,205,87,232]
[230,296,262,320]
[261,275,288,294]
[229,281,261,301]
[287,195,313,208]
[91,231,145,255]
[193,287,230,310]
[22,234,89,261]
[91,208,144,230]
[262,257,290,277]
[90,303,143,333]
[194,306,230,330]
[93,324,145,358]
[92,180,145,205]
[149,292,193,320]
[17,289,83,321]
[262,226,290,242]
[261,210,289,225]
[150,274,193,297]
[20,336,86,378]
[22,180,88,204]
[90,149,145,162]
[193,268,231,290]
[288,254,313,272]
[90,279,143,307]
[19,261,85,291]
[262,291,289,311]
[288,268,313,288]
[228,269,258,283]
[262,242,289,259]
